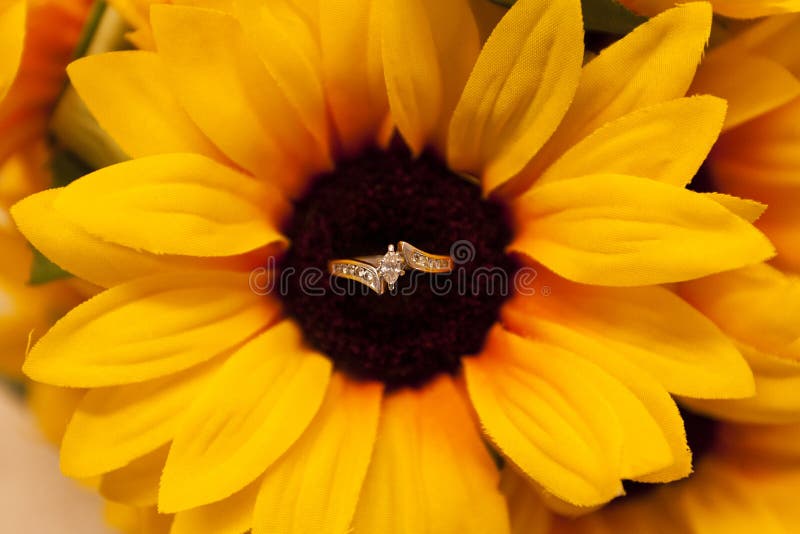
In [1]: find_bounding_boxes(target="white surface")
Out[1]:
[0,386,115,533]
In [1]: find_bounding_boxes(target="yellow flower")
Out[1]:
[9,0,776,530]
[0,0,90,378]
[0,196,80,379]
[619,0,800,19]
[0,0,93,163]
[674,14,800,424]
[504,416,800,533]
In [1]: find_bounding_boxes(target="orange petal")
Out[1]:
[352,375,510,534]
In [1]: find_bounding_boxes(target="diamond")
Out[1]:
[377,245,405,289]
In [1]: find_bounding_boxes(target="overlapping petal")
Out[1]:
[447,0,583,193]
[464,325,626,506]
[67,51,228,161]
[679,265,800,423]
[691,52,800,131]
[171,481,261,534]
[11,186,273,288]
[621,0,800,18]
[518,3,712,193]
[381,0,479,154]
[159,321,332,512]
[0,235,79,377]
[510,174,775,286]
[52,153,289,257]
[234,0,329,162]
[502,297,695,483]
[253,373,382,534]
[150,5,326,197]
[60,359,222,477]
[503,276,755,399]
[319,0,387,154]
[0,0,26,102]
[352,375,509,534]
[23,271,279,386]
[538,96,726,187]
[100,446,169,507]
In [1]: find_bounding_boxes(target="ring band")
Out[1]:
[328,242,454,294]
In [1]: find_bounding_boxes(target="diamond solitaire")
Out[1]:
[329,241,455,295]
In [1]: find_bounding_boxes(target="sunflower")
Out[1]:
[1,168,81,378]
[0,0,93,164]
[10,0,776,531]
[0,0,89,378]
[673,14,800,424]
[619,0,800,19]
[504,414,800,533]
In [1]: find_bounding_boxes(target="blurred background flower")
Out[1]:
[505,416,800,533]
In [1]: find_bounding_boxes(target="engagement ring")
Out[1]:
[328,241,454,294]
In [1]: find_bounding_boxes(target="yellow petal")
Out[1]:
[253,373,382,534]
[159,321,332,512]
[0,0,25,101]
[539,96,726,187]
[352,375,510,534]
[464,325,624,506]
[758,193,800,273]
[721,14,800,77]
[711,96,800,189]
[691,52,800,131]
[521,3,712,190]
[319,0,387,154]
[24,272,279,387]
[11,188,270,288]
[510,174,775,286]
[150,5,324,197]
[680,264,800,362]
[500,468,552,534]
[505,274,755,399]
[140,508,174,534]
[234,0,330,165]
[27,384,84,445]
[718,421,800,462]
[60,359,221,477]
[681,343,800,424]
[381,0,479,155]
[171,480,261,534]
[53,153,288,257]
[678,461,787,534]
[502,296,693,482]
[67,51,228,162]
[104,500,142,534]
[704,193,767,223]
[0,236,80,377]
[708,0,800,18]
[621,0,800,18]
[679,264,800,422]
[447,0,583,193]
[100,445,169,507]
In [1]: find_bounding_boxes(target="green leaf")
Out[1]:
[489,0,646,35]
[29,247,72,285]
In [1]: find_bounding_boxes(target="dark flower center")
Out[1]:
[280,140,515,389]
